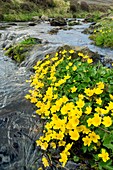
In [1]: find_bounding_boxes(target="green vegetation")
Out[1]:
[89,18,113,48]
[5,37,41,63]
[75,11,102,22]
[20,37,39,45]
[1,0,71,21]
[26,48,113,169]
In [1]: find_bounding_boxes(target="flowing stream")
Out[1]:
[0,20,113,170]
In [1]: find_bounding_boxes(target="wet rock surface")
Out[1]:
[50,17,67,26]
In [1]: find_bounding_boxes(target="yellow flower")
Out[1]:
[56,132,64,140]
[102,116,112,127]
[38,167,43,170]
[58,141,66,146]
[76,99,85,108]
[92,114,101,127]
[42,156,49,167]
[78,52,84,57]
[96,82,104,89]
[94,88,103,95]
[83,55,89,59]
[69,129,80,141]
[98,149,110,162]
[85,106,92,115]
[40,142,48,150]
[72,66,77,71]
[71,86,77,93]
[66,66,69,70]
[59,151,68,167]
[89,132,100,143]
[96,98,102,105]
[108,101,113,110]
[84,88,94,97]
[82,136,92,146]
[69,49,74,54]
[64,74,71,80]
[87,118,93,127]
[50,142,56,149]
[68,62,73,66]
[25,94,31,99]
[78,94,84,99]
[87,58,93,64]
[109,94,113,100]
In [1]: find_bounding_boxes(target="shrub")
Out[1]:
[25,49,113,169]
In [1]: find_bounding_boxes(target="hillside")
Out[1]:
[0,0,113,21]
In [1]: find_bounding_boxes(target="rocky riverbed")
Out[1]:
[0,18,113,170]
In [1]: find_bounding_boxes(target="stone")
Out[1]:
[68,20,81,26]
[80,1,89,12]
[41,15,49,21]
[50,17,67,26]
[70,0,78,12]
[32,16,40,22]
[28,22,37,26]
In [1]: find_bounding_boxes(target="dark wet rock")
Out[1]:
[2,40,12,49]
[68,20,82,26]
[0,111,43,170]
[80,1,89,12]
[70,0,78,12]
[8,23,18,26]
[50,17,67,26]
[82,27,93,34]
[48,28,59,34]
[21,43,57,69]
[28,22,37,26]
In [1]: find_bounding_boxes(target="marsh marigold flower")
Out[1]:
[87,58,93,64]
[98,149,110,162]
[102,116,112,127]
[96,98,102,105]
[92,114,101,127]
[71,86,77,93]
[69,129,80,141]
[89,131,100,143]
[85,106,92,115]
[42,156,49,167]
[76,99,85,108]
[82,136,92,146]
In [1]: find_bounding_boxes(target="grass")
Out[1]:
[89,18,113,48]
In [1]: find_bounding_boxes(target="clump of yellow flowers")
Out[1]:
[25,48,113,169]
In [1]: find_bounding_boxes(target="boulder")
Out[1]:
[68,19,81,26]
[70,0,78,12]
[50,17,67,26]
[80,1,89,12]
[41,15,48,21]
[28,22,37,26]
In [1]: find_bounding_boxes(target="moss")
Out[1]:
[5,37,41,63]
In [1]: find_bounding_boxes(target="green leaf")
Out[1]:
[73,155,79,162]
[98,160,113,170]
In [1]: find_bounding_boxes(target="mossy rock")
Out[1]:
[5,37,42,63]
[5,44,31,63]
